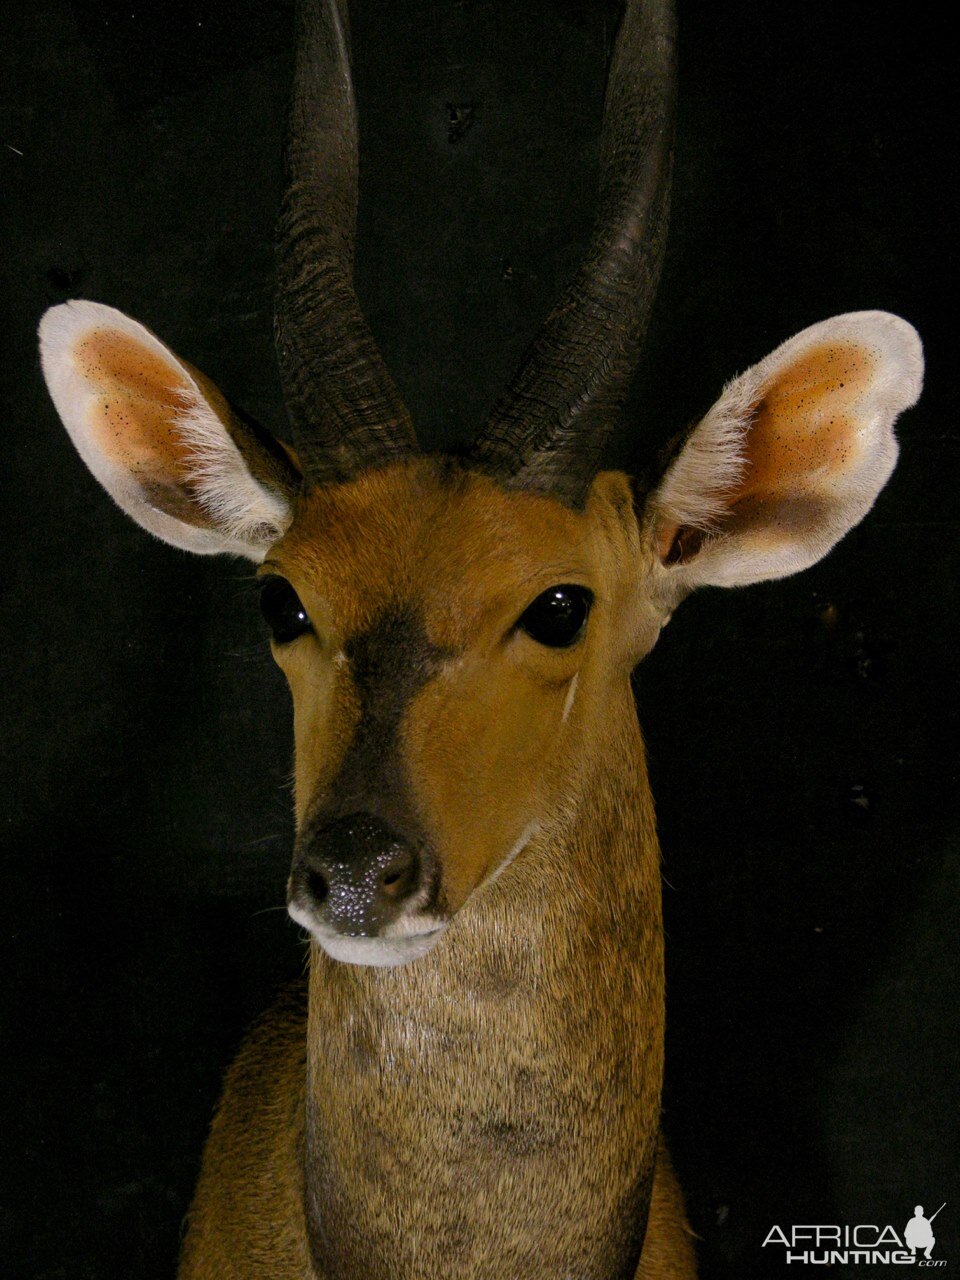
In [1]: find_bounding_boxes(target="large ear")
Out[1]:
[646,311,923,589]
[39,300,302,561]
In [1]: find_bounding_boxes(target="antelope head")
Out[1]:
[39,0,922,968]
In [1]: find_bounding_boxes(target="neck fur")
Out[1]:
[302,707,664,1280]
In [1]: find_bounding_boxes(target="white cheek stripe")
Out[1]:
[481,820,540,890]
[561,672,579,725]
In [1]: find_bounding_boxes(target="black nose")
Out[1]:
[290,813,426,936]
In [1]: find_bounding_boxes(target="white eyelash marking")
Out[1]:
[561,672,579,725]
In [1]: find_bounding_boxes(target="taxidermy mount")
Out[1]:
[37,0,923,1276]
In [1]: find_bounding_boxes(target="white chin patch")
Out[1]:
[319,930,445,968]
[287,900,447,968]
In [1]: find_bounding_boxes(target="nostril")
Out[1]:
[379,848,419,901]
[296,815,430,932]
[307,869,329,905]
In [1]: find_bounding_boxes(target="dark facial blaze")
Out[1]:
[262,459,656,966]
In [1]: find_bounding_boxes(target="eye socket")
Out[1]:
[259,575,313,644]
[517,585,593,649]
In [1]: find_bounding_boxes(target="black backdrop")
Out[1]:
[1,2,956,1277]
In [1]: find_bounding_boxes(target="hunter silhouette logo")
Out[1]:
[905,1205,946,1261]
[762,1203,947,1266]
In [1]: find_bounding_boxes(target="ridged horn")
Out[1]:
[275,0,418,484]
[469,0,676,507]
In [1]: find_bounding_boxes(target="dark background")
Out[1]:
[1,1,956,1277]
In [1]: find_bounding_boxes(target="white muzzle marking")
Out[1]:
[287,897,447,968]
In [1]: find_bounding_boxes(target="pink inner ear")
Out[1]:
[74,327,199,474]
[734,341,875,520]
[658,340,878,564]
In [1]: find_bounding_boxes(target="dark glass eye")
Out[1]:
[259,576,313,644]
[518,585,593,648]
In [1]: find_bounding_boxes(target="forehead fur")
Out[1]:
[268,459,640,644]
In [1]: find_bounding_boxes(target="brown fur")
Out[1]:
[47,317,914,1278]
[44,305,920,1277]
[39,71,918,1274]
[181,991,695,1280]
[180,459,695,1278]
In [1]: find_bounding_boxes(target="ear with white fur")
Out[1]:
[646,311,923,589]
[39,300,301,560]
